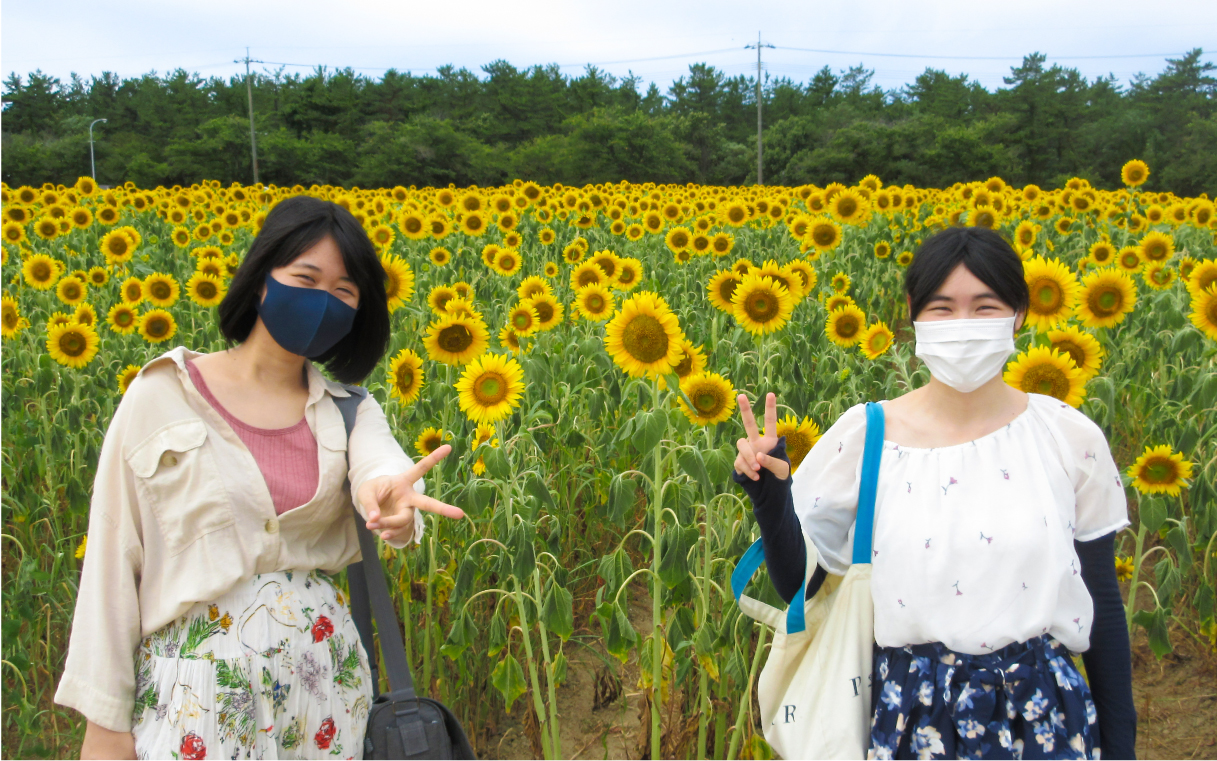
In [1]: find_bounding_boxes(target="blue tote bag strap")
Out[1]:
[730,401,885,634]
[851,401,885,564]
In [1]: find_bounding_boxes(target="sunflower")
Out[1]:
[369,224,395,249]
[428,285,458,313]
[1043,331,1101,384]
[825,304,867,347]
[859,321,894,359]
[428,215,452,238]
[968,207,1001,230]
[625,223,645,242]
[1138,231,1174,264]
[1,296,25,339]
[538,228,556,245]
[387,348,424,405]
[543,261,559,278]
[506,302,540,336]
[824,293,855,313]
[723,201,748,227]
[1178,256,1197,281]
[573,283,615,322]
[498,325,524,352]
[96,206,120,225]
[1115,246,1142,273]
[677,372,736,426]
[1189,284,1217,341]
[828,189,869,224]
[562,241,587,265]
[1003,346,1086,407]
[186,272,226,307]
[34,216,60,240]
[787,260,818,295]
[830,272,851,294]
[443,296,479,319]
[755,260,803,300]
[710,232,734,257]
[492,248,523,277]
[615,257,642,290]
[603,291,684,378]
[664,227,691,253]
[874,241,892,259]
[527,293,563,331]
[48,312,74,330]
[517,276,551,301]
[56,275,87,306]
[100,229,134,264]
[23,253,59,290]
[805,218,842,252]
[73,303,97,328]
[1014,220,1037,249]
[670,338,707,383]
[1127,444,1193,496]
[460,212,487,237]
[1088,240,1116,267]
[117,364,142,394]
[1121,159,1150,187]
[1021,256,1079,329]
[171,226,192,247]
[87,266,109,287]
[46,320,100,368]
[69,206,93,229]
[120,276,145,305]
[106,302,140,334]
[571,261,606,290]
[691,233,712,255]
[399,211,428,240]
[1076,268,1137,329]
[1143,263,1176,290]
[1187,259,1217,297]
[381,255,415,312]
[144,272,180,307]
[731,274,794,336]
[415,427,448,457]
[455,352,526,424]
[1114,556,1135,582]
[138,309,177,344]
[424,313,489,366]
[2,221,26,245]
[427,247,452,266]
[776,414,822,473]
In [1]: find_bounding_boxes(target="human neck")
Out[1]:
[217,321,308,392]
[919,374,1019,427]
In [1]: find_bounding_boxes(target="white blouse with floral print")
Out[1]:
[793,393,1129,655]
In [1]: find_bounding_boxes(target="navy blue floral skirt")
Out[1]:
[869,635,1099,760]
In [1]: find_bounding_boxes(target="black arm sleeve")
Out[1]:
[730,437,827,604]
[1077,531,1137,759]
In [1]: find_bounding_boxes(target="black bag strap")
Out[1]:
[334,386,419,703]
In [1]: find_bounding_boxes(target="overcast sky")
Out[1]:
[4,0,1215,94]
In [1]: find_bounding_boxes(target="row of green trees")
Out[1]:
[2,50,1214,193]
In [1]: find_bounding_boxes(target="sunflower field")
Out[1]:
[2,166,1216,759]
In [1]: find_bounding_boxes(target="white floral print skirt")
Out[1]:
[131,569,375,760]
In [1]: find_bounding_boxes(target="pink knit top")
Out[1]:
[186,359,320,515]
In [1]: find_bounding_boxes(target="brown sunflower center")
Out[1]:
[512,310,533,330]
[1142,459,1177,484]
[621,314,669,364]
[115,309,134,327]
[1052,341,1085,368]
[812,225,837,247]
[1091,287,1121,316]
[150,282,171,300]
[1020,363,1069,399]
[745,290,779,323]
[786,432,812,468]
[585,293,606,313]
[58,330,86,357]
[63,283,81,300]
[1031,279,1062,313]
[837,197,858,217]
[32,262,52,281]
[533,300,555,324]
[835,316,861,339]
[674,351,694,377]
[146,317,169,338]
[3,308,18,329]
[438,324,473,353]
[694,388,723,415]
[422,434,442,452]
[869,332,890,352]
[126,284,141,301]
[474,372,508,404]
[196,282,218,300]
[395,365,415,391]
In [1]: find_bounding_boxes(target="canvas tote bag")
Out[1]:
[731,401,884,759]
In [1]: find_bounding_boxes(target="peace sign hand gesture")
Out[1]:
[734,392,790,481]
[357,444,466,544]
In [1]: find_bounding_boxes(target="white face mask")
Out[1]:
[913,316,1017,393]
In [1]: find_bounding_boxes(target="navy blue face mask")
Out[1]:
[256,273,357,358]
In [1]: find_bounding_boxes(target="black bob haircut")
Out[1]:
[904,227,1030,321]
[218,195,389,384]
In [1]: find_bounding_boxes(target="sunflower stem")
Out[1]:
[727,622,768,761]
[1126,521,1147,635]
[650,373,665,761]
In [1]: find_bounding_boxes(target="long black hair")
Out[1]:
[904,227,1029,321]
[218,195,389,384]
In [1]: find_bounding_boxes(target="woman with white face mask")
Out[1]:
[732,227,1136,759]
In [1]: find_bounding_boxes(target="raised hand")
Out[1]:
[357,444,466,544]
[734,392,789,481]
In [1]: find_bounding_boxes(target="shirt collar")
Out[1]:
[145,345,352,405]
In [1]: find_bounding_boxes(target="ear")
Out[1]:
[1013,309,1025,333]
[905,295,914,321]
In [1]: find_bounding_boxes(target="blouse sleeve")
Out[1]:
[790,402,869,575]
[53,390,146,732]
[346,393,426,549]
[1043,400,1130,542]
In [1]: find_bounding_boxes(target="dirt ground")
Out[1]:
[482,599,1217,760]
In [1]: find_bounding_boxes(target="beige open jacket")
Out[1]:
[53,345,426,732]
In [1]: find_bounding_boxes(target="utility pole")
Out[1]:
[235,48,263,184]
[744,32,774,185]
[88,118,107,181]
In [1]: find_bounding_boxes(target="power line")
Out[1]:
[772,45,1208,61]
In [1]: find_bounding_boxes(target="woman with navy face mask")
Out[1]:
[732,227,1137,759]
[57,196,464,760]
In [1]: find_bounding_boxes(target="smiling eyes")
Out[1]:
[294,271,356,297]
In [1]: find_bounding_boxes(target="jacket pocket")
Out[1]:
[127,419,234,557]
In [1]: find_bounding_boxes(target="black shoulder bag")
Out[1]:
[334,386,475,760]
